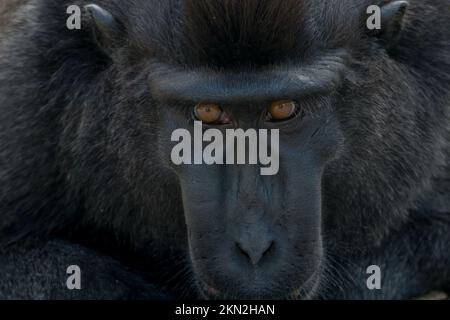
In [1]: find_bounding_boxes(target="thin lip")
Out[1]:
[196,271,321,300]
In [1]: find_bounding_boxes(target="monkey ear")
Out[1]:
[84,4,125,54]
[377,1,409,46]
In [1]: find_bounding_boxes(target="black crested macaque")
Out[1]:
[0,0,449,299]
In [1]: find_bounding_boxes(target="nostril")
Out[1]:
[236,242,251,260]
[235,240,275,266]
[265,241,275,256]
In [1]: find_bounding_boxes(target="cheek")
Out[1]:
[157,113,192,166]
[279,114,343,167]
[280,172,323,242]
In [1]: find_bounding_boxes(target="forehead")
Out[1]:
[148,49,349,105]
[124,0,368,68]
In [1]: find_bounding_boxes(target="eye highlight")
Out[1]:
[194,103,231,125]
[266,100,299,122]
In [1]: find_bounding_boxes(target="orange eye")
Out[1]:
[194,103,227,124]
[267,100,299,121]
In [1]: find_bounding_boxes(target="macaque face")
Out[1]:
[153,66,344,298]
[83,0,418,300]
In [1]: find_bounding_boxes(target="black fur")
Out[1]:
[0,0,449,299]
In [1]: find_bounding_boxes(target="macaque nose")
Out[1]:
[235,238,275,266]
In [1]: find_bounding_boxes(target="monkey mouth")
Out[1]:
[196,272,321,300]
[195,279,222,300]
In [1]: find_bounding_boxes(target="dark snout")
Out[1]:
[182,164,324,299]
[172,113,341,299]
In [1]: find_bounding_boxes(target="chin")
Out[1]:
[195,269,323,300]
